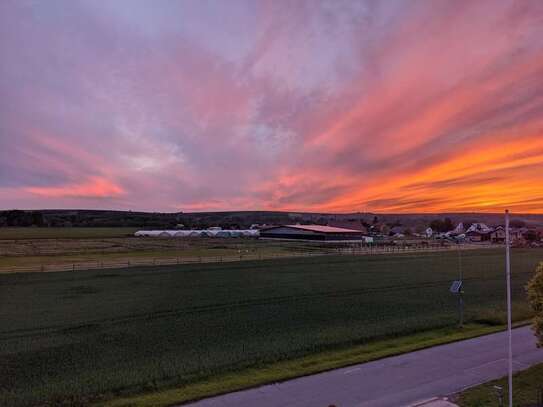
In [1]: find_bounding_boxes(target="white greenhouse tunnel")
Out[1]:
[134,229,260,238]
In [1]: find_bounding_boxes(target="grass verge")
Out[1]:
[98,322,528,407]
[456,362,543,406]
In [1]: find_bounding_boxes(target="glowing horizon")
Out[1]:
[1,0,542,214]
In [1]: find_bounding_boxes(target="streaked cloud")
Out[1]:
[1,0,542,213]
[26,176,124,199]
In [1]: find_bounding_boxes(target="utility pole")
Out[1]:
[505,209,513,407]
[458,244,464,327]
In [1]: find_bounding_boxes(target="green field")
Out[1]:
[0,227,139,240]
[1,249,541,406]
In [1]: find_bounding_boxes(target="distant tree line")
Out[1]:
[1,210,540,231]
[0,210,185,228]
[0,210,45,227]
[0,210,325,229]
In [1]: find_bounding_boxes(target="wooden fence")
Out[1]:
[0,243,488,274]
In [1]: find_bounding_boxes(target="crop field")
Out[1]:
[1,248,542,406]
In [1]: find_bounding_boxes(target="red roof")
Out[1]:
[281,224,362,233]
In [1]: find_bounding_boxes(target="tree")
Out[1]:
[415,224,426,234]
[31,212,44,227]
[430,218,455,233]
[527,262,543,347]
[510,219,526,229]
[524,230,538,242]
[429,220,441,231]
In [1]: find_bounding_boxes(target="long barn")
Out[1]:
[260,224,369,241]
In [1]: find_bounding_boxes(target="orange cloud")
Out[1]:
[320,126,543,213]
[26,177,124,199]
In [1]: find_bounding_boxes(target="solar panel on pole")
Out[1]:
[449,280,463,293]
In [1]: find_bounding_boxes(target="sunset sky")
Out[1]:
[1,0,542,213]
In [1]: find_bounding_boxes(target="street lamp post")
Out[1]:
[505,209,513,407]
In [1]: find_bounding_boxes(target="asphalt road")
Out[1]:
[184,326,543,407]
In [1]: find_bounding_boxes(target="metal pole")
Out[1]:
[505,209,513,407]
[458,244,464,327]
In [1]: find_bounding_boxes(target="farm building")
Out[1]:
[259,225,371,241]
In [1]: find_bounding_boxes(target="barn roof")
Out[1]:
[264,224,362,233]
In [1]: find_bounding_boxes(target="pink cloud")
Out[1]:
[26,177,124,199]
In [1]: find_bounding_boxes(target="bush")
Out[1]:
[527,262,543,347]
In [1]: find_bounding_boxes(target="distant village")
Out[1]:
[363,220,543,246]
[305,216,543,246]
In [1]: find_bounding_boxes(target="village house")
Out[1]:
[464,223,493,242]
[490,226,528,244]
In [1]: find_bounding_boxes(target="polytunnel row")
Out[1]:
[134,230,260,238]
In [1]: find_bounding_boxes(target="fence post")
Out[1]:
[72,263,75,272]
